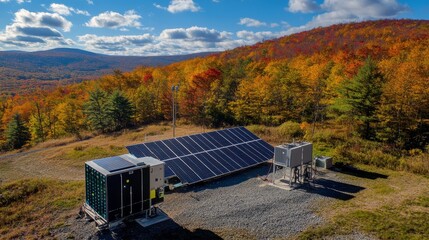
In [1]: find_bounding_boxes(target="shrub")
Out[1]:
[276,121,304,141]
[247,125,270,136]
[400,154,429,175]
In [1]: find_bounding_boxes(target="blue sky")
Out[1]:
[0,0,427,56]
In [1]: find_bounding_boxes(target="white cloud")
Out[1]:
[78,34,154,52]
[284,0,408,36]
[77,25,289,56]
[85,10,141,29]
[154,0,201,13]
[49,3,90,16]
[0,9,73,49]
[236,30,285,42]
[78,26,238,56]
[160,26,230,42]
[0,0,31,3]
[14,9,72,32]
[238,18,267,27]
[322,0,407,18]
[306,0,407,27]
[287,0,320,13]
[87,0,93,4]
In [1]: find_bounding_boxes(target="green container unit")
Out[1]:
[85,164,107,220]
[85,155,163,225]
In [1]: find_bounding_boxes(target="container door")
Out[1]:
[107,174,122,222]
[121,169,142,218]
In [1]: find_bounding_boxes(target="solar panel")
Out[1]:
[93,156,135,172]
[126,126,274,184]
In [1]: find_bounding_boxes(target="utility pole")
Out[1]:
[171,85,179,137]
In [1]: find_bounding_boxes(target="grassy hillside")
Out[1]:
[0,123,428,239]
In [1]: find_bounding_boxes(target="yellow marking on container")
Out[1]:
[150,189,156,199]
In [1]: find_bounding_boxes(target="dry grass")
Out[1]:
[1,123,428,239]
[0,178,84,239]
[298,164,429,239]
[0,124,208,182]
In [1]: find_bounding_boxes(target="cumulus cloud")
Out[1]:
[287,0,320,13]
[154,0,201,13]
[78,26,239,55]
[305,0,408,27]
[159,26,230,42]
[283,0,408,36]
[49,3,90,16]
[87,0,93,4]
[236,30,285,42]
[85,10,141,29]
[13,9,72,31]
[322,0,407,18]
[78,34,154,52]
[0,9,73,48]
[238,18,267,27]
[14,25,62,37]
[1,0,31,3]
[77,25,288,56]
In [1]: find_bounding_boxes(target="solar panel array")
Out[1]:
[126,127,273,184]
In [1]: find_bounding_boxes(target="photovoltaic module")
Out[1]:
[126,127,274,185]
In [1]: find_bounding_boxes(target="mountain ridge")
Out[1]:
[0,48,216,96]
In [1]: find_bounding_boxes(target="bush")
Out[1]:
[247,125,270,136]
[276,121,304,141]
[400,154,429,175]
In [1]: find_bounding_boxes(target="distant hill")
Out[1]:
[218,19,429,61]
[0,48,215,96]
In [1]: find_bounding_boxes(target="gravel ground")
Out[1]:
[56,164,371,239]
[162,165,323,239]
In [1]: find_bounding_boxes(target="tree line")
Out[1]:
[0,20,428,152]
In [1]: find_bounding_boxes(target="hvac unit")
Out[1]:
[274,142,313,168]
[84,155,164,228]
[272,142,314,188]
[315,156,333,169]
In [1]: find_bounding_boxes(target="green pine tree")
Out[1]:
[84,88,112,133]
[107,90,134,131]
[6,113,30,149]
[338,56,384,139]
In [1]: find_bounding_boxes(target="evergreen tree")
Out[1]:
[6,113,30,149]
[84,88,112,133]
[107,90,134,131]
[338,56,384,139]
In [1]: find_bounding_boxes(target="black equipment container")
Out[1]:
[84,155,164,227]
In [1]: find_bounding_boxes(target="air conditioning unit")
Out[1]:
[315,156,332,169]
[274,142,313,168]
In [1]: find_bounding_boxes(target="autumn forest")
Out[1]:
[0,20,428,172]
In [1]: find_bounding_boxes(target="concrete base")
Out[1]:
[269,179,294,191]
[135,210,170,228]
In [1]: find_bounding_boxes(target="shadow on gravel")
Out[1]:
[177,163,272,193]
[95,219,222,240]
[333,166,388,180]
[298,178,365,201]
